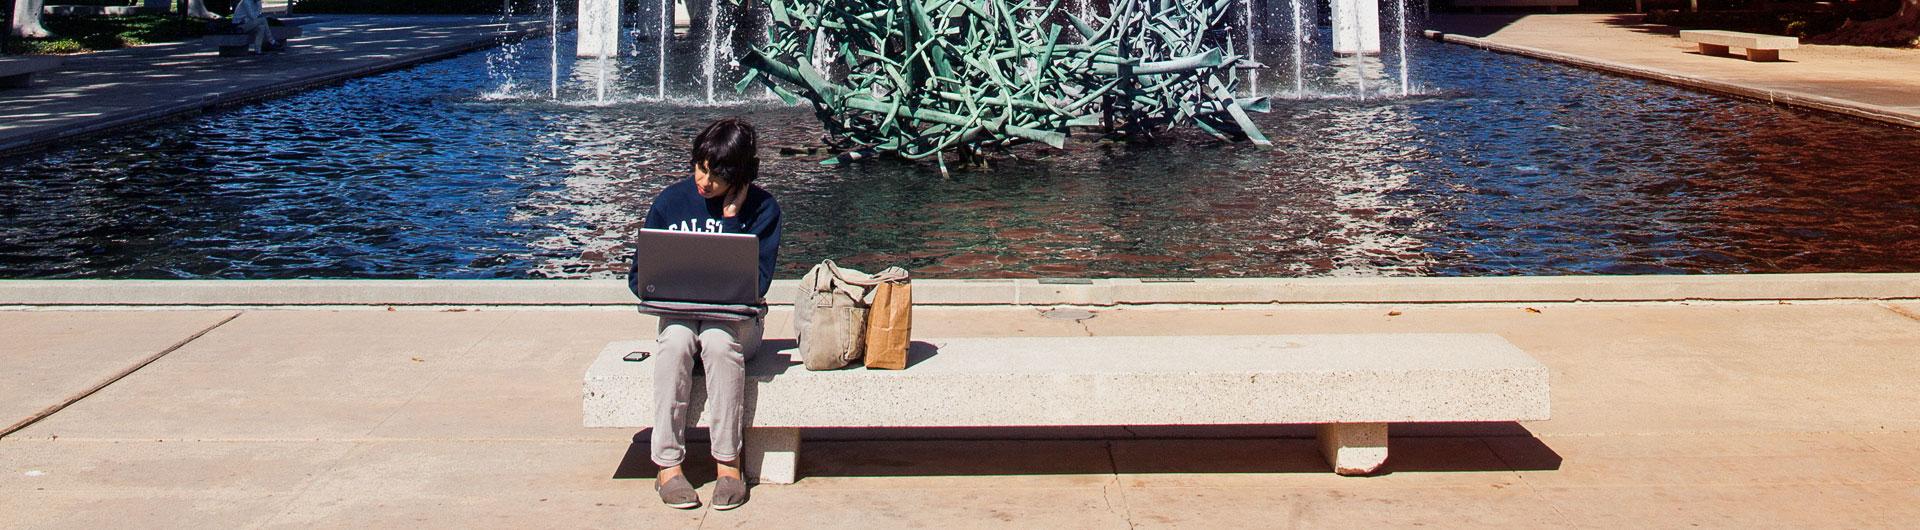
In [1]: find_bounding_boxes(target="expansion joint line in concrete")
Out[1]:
[1475,436,1573,524]
[0,312,242,440]
[1101,440,1139,529]
[1881,303,1920,324]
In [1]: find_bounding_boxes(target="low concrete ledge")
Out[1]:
[3,273,1917,307]
[0,56,62,89]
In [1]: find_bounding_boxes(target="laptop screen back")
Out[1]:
[631,229,760,305]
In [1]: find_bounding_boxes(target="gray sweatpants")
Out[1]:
[651,315,764,468]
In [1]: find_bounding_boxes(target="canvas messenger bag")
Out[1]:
[792,260,910,370]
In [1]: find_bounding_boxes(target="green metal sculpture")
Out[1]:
[735,0,1271,168]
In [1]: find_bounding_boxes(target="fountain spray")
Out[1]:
[550,0,559,100]
[1290,0,1303,96]
[658,0,669,100]
[704,0,721,104]
[596,2,611,104]
[1243,0,1258,95]
[1397,0,1410,96]
[1348,1,1366,99]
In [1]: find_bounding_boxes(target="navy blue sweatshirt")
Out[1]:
[630,178,782,299]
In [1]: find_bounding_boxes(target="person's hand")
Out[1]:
[722,185,747,218]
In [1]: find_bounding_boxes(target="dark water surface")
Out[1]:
[3,36,1918,279]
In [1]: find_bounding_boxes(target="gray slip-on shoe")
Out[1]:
[711,476,748,510]
[655,475,700,509]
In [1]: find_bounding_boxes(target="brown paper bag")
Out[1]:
[862,280,912,370]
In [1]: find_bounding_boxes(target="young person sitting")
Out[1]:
[628,117,781,510]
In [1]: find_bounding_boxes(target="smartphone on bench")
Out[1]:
[624,345,654,362]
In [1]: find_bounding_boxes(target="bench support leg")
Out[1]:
[0,74,32,89]
[1746,49,1780,62]
[1698,43,1730,57]
[1318,423,1388,476]
[744,427,800,485]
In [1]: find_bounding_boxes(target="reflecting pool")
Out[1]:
[2,34,1918,279]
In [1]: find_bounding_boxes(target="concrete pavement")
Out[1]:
[1427,14,1920,129]
[0,15,549,155]
[3,283,1919,527]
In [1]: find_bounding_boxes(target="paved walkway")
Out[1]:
[5,296,1919,527]
[0,15,547,155]
[1428,14,1920,129]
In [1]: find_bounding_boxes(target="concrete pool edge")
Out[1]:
[1422,30,1920,131]
[2,273,1916,307]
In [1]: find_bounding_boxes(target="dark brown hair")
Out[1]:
[690,118,759,187]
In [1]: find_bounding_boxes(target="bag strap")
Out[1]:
[808,260,911,299]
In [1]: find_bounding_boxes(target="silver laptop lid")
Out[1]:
[632,228,761,305]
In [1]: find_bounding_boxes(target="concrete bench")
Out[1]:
[208,25,305,57]
[583,333,1551,484]
[0,56,61,89]
[1680,30,1799,62]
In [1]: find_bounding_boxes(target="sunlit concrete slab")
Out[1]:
[259,493,707,530]
[364,364,635,442]
[250,440,670,528]
[4,296,1920,526]
[0,311,235,433]
[0,490,295,530]
[1528,483,1920,527]
[1428,14,1920,128]
[440,310,653,369]
[1886,302,1920,324]
[1855,432,1920,476]
[1485,432,1913,487]
[699,480,1131,529]
[1120,485,1568,527]
[10,311,514,440]
[0,439,354,495]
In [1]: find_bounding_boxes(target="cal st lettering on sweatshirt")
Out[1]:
[628,177,782,300]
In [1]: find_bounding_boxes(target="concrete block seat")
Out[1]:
[584,334,1551,484]
[0,56,61,89]
[1680,30,1799,62]
[207,25,307,57]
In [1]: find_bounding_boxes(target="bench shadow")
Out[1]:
[1599,13,1682,36]
[1680,51,1797,63]
[750,339,942,377]
[611,431,729,484]
[609,422,1560,481]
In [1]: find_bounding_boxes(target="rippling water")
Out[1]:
[2,34,1918,279]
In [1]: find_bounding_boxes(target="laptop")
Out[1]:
[630,228,761,305]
